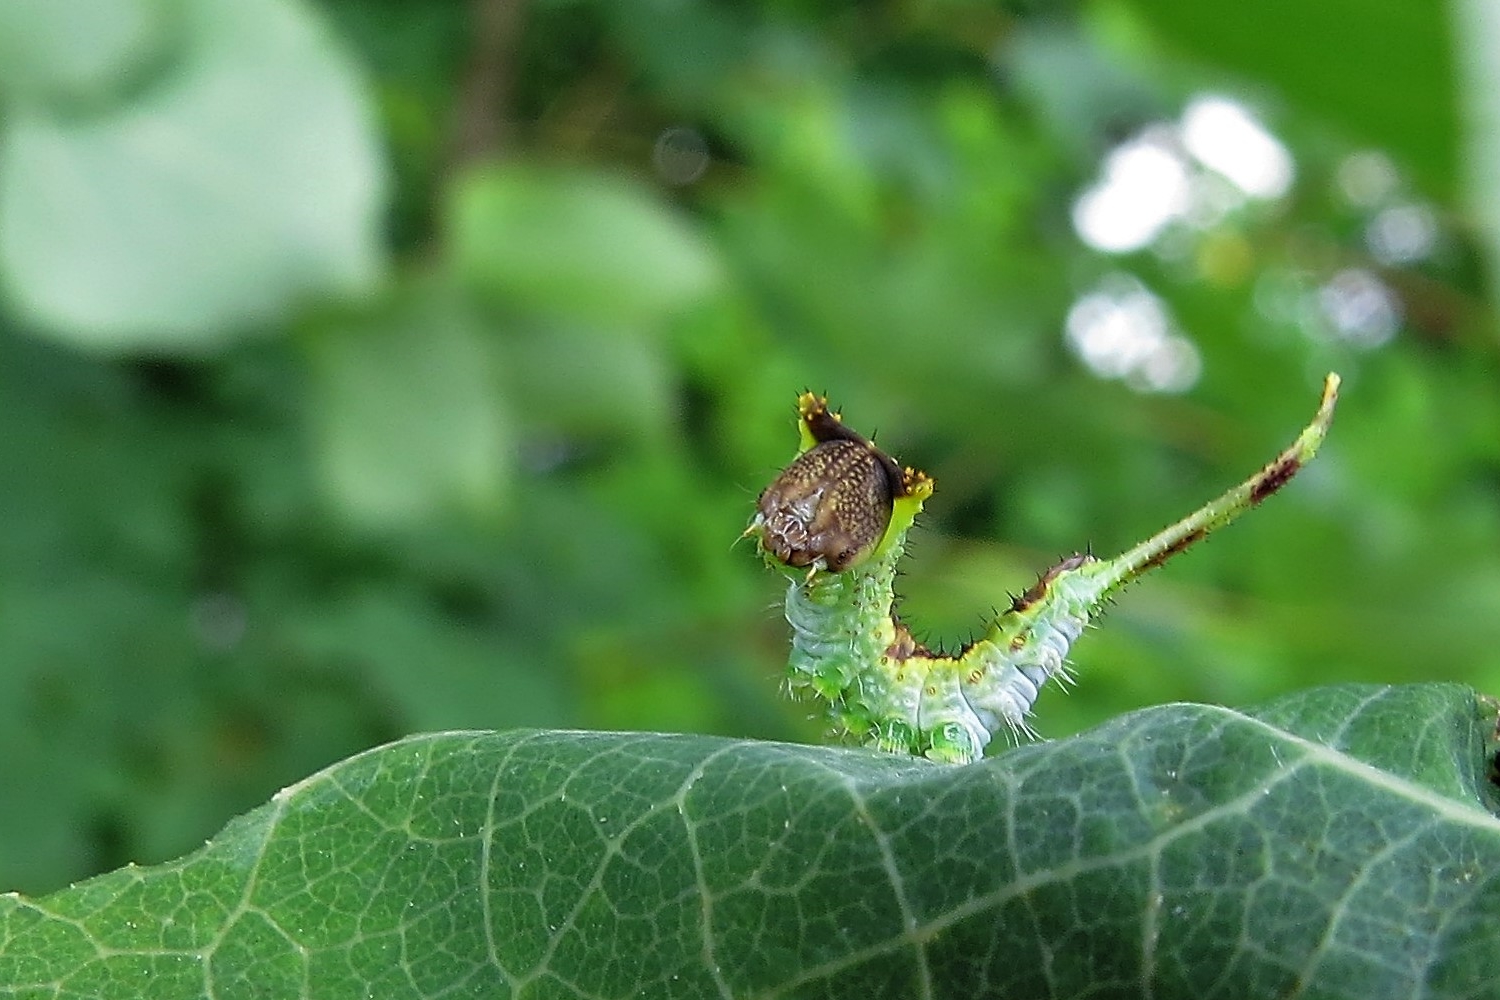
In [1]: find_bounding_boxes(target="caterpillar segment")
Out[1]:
[747,376,1340,765]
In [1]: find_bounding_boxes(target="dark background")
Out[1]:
[1,0,1496,895]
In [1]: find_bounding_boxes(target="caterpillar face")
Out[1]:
[750,393,908,573]
[754,440,894,572]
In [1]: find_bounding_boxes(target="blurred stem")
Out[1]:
[1455,0,1500,314]
[450,0,529,168]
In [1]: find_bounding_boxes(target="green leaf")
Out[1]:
[449,165,723,327]
[3,683,1497,998]
[303,285,510,528]
[1119,0,1460,200]
[0,0,181,108]
[0,0,386,350]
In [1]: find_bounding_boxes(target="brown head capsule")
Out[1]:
[751,395,907,573]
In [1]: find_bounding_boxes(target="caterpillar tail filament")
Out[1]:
[746,374,1341,764]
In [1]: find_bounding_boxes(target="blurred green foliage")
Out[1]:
[1,0,1497,896]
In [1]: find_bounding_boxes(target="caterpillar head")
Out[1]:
[749,394,930,574]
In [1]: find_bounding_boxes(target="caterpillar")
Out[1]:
[746,374,1340,764]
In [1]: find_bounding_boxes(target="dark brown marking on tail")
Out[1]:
[1250,455,1303,505]
[1138,526,1209,574]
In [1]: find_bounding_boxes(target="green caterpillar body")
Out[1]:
[749,379,1340,764]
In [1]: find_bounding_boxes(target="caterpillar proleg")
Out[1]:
[747,375,1341,764]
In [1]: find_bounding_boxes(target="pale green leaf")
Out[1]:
[0,0,180,107]
[304,287,510,527]
[450,165,723,327]
[0,0,386,350]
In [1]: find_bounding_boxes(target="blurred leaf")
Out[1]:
[498,325,674,445]
[0,0,385,349]
[284,586,570,733]
[0,0,180,107]
[1005,23,1166,157]
[304,285,510,527]
[1,684,1497,999]
[1116,0,1460,199]
[450,165,723,327]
